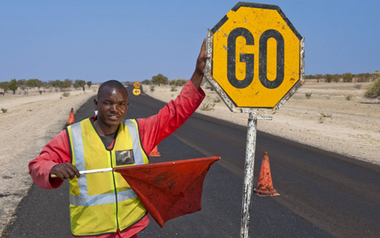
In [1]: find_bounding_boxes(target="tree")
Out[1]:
[73,80,86,89]
[325,74,333,83]
[50,80,60,88]
[0,81,10,93]
[63,79,73,88]
[356,73,372,82]
[87,81,92,88]
[364,78,380,98]
[142,79,151,85]
[332,74,340,83]
[17,79,26,87]
[342,73,353,82]
[315,74,323,82]
[9,79,18,94]
[151,74,168,85]
[56,79,72,91]
[170,79,188,86]
[25,78,42,88]
[16,79,27,90]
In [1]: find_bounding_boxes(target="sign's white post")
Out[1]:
[241,112,257,238]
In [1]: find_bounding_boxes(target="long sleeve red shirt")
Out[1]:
[28,81,205,237]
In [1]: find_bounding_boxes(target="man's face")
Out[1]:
[94,86,129,131]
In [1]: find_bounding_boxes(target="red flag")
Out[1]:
[113,156,220,227]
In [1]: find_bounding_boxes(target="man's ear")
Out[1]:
[94,98,98,109]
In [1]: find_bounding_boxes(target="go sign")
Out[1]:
[207,2,304,111]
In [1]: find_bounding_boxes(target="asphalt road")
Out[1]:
[3,85,380,238]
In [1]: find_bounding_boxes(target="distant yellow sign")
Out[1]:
[211,2,303,109]
[132,88,141,96]
[133,81,141,89]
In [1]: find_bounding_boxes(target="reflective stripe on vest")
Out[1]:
[69,119,144,206]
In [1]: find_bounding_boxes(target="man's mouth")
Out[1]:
[107,114,120,120]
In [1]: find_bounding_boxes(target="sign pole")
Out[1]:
[240,112,258,238]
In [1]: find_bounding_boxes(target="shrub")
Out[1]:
[150,85,155,92]
[318,112,332,124]
[364,79,380,98]
[1,108,8,113]
[200,102,215,111]
[213,97,221,103]
[62,92,70,97]
[170,86,177,92]
[345,95,352,100]
[170,79,187,86]
[305,92,312,99]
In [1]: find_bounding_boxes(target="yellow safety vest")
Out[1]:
[67,118,149,236]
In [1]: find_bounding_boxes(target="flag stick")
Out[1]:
[50,168,113,178]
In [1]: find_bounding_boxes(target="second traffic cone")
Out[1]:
[149,145,161,157]
[254,152,280,197]
[67,108,75,125]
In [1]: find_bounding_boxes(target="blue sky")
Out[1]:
[1,0,379,83]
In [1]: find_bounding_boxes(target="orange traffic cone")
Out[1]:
[254,152,280,197]
[67,108,75,125]
[149,145,161,157]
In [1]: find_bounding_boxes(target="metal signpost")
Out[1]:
[204,2,304,237]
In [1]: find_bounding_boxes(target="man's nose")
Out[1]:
[110,104,117,111]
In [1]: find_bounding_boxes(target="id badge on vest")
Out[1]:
[116,150,135,165]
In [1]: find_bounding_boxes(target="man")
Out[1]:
[29,39,208,238]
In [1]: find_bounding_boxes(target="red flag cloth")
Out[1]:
[113,156,220,228]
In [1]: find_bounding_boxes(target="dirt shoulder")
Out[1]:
[0,87,97,234]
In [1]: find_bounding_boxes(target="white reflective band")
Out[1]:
[117,189,137,203]
[71,123,89,201]
[123,119,144,165]
[71,123,85,171]
[70,185,137,206]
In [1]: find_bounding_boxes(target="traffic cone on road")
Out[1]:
[254,152,280,197]
[149,146,161,157]
[67,108,75,125]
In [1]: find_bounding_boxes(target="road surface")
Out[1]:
[3,85,380,238]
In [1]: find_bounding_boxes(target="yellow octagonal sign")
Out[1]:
[206,2,304,112]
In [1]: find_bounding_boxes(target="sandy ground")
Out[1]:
[143,81,380,165]
[0,81,379,234]
[0,86,98,234]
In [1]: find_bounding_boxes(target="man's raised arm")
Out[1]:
[190,39,210,90]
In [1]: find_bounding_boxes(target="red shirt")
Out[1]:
[29,81,205,237]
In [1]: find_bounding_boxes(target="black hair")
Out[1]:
[97,80,128,99]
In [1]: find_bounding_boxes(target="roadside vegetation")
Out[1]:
[0,79,92,95]
[304,72,379,83]
[302,71,380,99]
[1,71,379,99]
[141,74,187,87]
